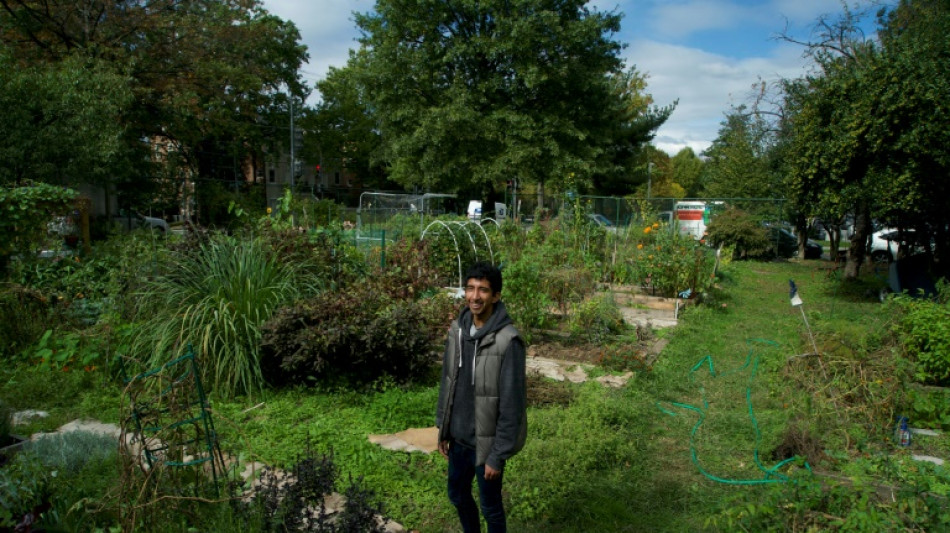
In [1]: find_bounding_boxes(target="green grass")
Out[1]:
[2,258,938,531]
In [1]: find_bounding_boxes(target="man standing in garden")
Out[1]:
[436,261,527,533]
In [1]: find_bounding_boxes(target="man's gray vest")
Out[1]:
[438,320,527,466]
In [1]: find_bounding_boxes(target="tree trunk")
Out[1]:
[795,213,809,259]
[536,181,545,218]
[821,221,842,261]
[845,202,872,279]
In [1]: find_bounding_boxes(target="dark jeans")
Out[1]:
[447,442,506,533]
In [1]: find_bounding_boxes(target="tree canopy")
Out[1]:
[347,0,669,198]
[0,52,133,186]
[781,0,950,276]
[701,106,779,200]
[0,0,308,208]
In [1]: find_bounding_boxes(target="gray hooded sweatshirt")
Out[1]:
[436,301,527,471]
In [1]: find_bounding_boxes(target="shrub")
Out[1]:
[0,452,50,529]
[889,285,950,384]
[0,284,60,358]
[629,224,715,297]
[705,208,772,260]
[569,292,626,343]
[0,401,12,448]
[0,182,78,272]
[500,227,598,336]
[28,430,117,475]
[260,285,454,387]
[236,445,389,532]
[129,233,315,398]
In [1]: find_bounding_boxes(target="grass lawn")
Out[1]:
[4,258,941,532]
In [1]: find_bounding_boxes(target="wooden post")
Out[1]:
[77,197,92,255]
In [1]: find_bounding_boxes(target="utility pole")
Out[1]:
[289,96,295,190]
[647,162,655,200]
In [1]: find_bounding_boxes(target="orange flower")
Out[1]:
[652,223,659,229]
[643,226,652,234]
[637,243,643,250]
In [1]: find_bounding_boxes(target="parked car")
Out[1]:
[769,227,823,259]
[869,228,926,263]
[112,211,169,233]
[585,213,619,233]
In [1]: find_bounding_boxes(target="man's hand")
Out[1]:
[484,464,500,481]
[438,440,450,459]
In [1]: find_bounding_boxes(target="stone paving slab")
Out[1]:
[526,356,633,388]
[368,427,438,454]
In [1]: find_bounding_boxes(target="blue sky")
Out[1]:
[262,0,890,155]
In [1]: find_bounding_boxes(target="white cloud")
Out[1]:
[651,0,754,37]
[771,0,849,25]
[628,39,810,154]
[262,0,371,101]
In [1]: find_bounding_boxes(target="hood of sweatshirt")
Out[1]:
[458,300,514,341]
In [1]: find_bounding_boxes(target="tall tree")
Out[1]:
[781,1,950,277]
[701,106,778,200]
[351,0,635,205]
[309,51,392,190]
[0,51,133,187]
[592,67,675,196]
[669,147,704,198]
[0,0,309,208]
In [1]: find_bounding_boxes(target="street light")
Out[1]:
[647,162,656,199]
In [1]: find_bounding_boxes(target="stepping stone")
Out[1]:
[368,427,438,454]
[596,372,634,388]
[12,410,48,426]
[912,455,945,466]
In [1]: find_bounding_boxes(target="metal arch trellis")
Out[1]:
[420,220,495,289]
[421,220,463,289]
[457,220,495,263]
[451,221,480,263]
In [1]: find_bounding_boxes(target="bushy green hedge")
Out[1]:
[705,208,772,260]
[889,283,950,385]
[260,238,456,387]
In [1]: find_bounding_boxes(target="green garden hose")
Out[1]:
[656,339,812,485]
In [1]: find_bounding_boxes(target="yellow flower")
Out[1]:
[637,243,643,250]
[266,207,273,214]
[652,223,659,229]
[643,226,652,234]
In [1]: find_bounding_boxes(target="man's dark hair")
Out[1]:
[465,261,502,294]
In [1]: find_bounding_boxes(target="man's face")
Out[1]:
[465,277,500,324]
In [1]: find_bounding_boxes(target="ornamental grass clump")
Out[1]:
[130,234,315,399]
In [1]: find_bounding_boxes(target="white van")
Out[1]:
[674,201,708,240]
[467,201,507,221]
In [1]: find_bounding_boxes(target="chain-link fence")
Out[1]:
[568,196,788,228]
